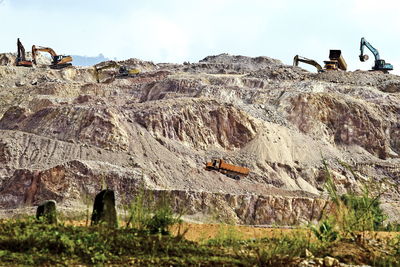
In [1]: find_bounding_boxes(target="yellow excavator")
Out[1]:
[293,55,323,72]
[16,38,33,67]
[93,61,140,83]
[31,45,72,69]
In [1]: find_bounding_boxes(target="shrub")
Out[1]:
[340,193,386,231]
[311,220,338,242]
[126,189,182,235]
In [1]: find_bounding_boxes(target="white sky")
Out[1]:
[1,0,400,74]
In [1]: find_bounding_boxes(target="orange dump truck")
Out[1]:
[205,159,250,180]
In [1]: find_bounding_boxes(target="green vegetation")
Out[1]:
[0,218,242,266]
[311,219,338,242]
[321,159,389,235]
[0,216,399,266]
[125,188,183,235]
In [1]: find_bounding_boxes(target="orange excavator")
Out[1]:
[31,45,72,69]
[16,38,33,67]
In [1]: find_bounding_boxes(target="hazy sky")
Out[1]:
[1,0,400,74]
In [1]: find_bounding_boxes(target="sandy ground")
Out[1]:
[171,223,400,242]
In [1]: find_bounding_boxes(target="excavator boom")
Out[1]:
[293,55,323,72]
[359,37,380,62]
[16,38,32,67]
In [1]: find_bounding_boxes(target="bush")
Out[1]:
[126,189,182,235]
[311,220,339,243]
[321,159,388,235]
[340,193,386,231]
[147,199,180,235]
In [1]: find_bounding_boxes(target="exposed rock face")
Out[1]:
[156,190,327,225]
[133,99,257,150]
[0,54,399,224]
[285,93,394,159]
[0,105,130,151]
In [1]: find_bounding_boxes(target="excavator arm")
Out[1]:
[16,38,32,67]
[293,55,323,72]
[359,37,380,62]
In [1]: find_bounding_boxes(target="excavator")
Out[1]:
[359,37,393,72]
[31,45,73,69]
[293,55,323,72]
[93,61,141,83]
[16,38,33,67]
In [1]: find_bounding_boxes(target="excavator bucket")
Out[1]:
[359,54,369,62]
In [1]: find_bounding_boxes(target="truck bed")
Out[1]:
[219,161,250,175]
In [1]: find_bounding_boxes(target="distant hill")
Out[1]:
[71,54,110,66]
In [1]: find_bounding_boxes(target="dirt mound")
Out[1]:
[183,53,284,74]
[0,54,399,224]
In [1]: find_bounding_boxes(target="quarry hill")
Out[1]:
[0,53,399,224]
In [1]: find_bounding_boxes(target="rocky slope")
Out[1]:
[0,53,399,224]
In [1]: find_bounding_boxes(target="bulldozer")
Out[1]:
[16,38,33,67]
[31,45,72,69]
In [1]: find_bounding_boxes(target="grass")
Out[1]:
[0,218,244,266]
[0,217,399,266]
